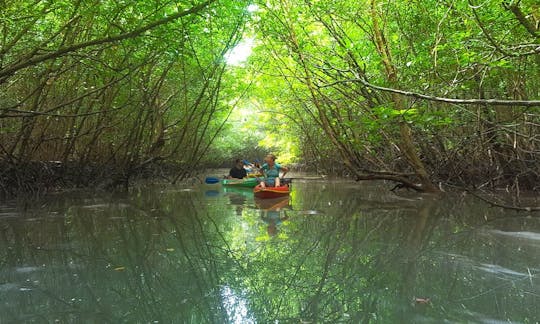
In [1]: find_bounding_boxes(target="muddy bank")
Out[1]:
[0,160,199,198]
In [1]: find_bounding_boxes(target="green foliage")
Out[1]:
[0,0,252,181]
[1,0,539,189]
[241,0,539,184]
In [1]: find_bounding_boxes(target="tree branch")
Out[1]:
[0,0,216,81]
[0,106,125,118]
[503,1,540,39]
[467,189,540,212]
[321,77,540,107]
[353,172,424,192]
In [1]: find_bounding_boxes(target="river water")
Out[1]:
[0,177,539,323]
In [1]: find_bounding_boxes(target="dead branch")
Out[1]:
[466,189,540,212]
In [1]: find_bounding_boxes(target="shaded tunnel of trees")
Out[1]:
[1,0,539,196]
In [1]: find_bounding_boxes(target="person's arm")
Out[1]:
[281,165,289,177]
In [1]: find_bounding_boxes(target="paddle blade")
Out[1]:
[205,190,220,197]
[205,177,220,184]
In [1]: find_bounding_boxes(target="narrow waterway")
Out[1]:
[1,177,539,323]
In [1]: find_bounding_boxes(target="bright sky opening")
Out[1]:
[225,38,254,66]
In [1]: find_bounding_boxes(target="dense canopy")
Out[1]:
[1,0,539,194]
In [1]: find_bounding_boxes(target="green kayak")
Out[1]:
[221,177,258,188]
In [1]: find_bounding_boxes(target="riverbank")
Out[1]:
[2,159,539,200]
[0,160,185,198]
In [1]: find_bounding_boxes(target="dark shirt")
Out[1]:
[229,166,247,179]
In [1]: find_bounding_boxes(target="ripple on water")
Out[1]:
[475,263,529,278]
[15,266,42,273]
[489,230,540,241]
[0,212,19,219]
[298,210,321,215]
[0,283,19,292]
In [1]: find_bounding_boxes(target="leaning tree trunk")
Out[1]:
[370,0,439,193]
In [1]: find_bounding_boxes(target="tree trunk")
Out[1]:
[370,0,439,192]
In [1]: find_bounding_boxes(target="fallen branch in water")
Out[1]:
[466,189,540,212]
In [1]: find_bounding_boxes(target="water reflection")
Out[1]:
[255,197,290,237]
[221,285,255,324]
[0,181,538,323]
[223,186,250,216]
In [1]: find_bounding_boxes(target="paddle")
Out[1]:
[282,176,326,181]
[275,176,328,186]
[205,176,220,184]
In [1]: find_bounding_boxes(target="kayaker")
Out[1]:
[228,159,247,179]
[259,154,289,188]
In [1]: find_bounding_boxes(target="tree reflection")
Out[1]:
[0,183,538,322]
[0,190,237,322]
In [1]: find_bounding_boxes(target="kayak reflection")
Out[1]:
[223,186,253,216]
[255,197,291,236]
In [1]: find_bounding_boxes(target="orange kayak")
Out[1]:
[253,184,290,199]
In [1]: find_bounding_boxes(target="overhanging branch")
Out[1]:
[322,77,540,107]
[0,0,216,81]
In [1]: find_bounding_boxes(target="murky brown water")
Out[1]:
[1,178,539,323]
